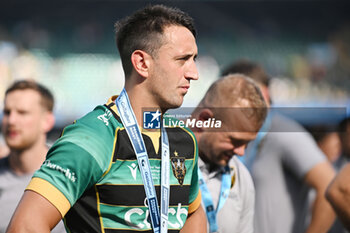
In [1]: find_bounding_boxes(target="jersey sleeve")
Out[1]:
[27,108,116,217]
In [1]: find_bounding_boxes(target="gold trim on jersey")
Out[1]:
[94,185,106,233]
[101,128,119,177]
[26,177,71,217]
[143,130,161,154]
[188,190,202,214]
[107,95,162,154]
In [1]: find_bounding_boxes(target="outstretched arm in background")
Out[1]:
[304,161,336,233]
[326,163,350,231]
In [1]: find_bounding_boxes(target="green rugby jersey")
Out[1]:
[27,96,200,233]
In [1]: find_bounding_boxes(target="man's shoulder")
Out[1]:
[270,113,307,132]
[267,113,318,148]
[63,104,122,136]
[79,104,122,127]
[53,104,122,156]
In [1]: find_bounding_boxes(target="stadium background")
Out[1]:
[0,0,349,141]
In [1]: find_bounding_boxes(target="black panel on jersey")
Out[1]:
[105,229,180,233]
[106,102,196,162]
[96,184,190,207]
[113,127,195,162]
[113,129,158,161]
[64,186,102,233]
[167,127,195,160]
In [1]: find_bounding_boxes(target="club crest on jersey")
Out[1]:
[171,151,186,185]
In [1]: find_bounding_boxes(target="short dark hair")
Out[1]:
[115,4,196,77]
[221,60,270,86]
[338,116,350,133]
[338,116,350,156]
[5,80,54,112]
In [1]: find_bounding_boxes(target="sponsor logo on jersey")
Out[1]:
[97,109,112,126]
[127,163,138,180]
[42,160,77,182]
[124,197,188,230]
[171,151,186,185]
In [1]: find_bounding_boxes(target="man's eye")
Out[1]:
[178,57,188,61]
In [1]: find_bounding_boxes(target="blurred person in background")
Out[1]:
[334,116,350,169]
[307,125,348,233]
[0,134,9,159]
[192,74,267,233]
[324,116,350,233]
[326,162,350,231]
[7,4,205,233]
[308,128,341,166]
[0,80,65,233]
[221,60,336,233]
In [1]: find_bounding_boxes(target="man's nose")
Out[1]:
[185,61,199,81]
[233,145,246,157]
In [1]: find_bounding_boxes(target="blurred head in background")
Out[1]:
[2,80,55,153]
[338,116,350,158]
[221,59,271,107]
[308,126,341,163]
[192,74,267,167]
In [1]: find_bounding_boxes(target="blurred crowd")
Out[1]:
[0,9,350,127]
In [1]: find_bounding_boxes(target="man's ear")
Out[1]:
[42,112,55,134]
[198,108,214,121]
[131,50,152,78]
[194,108,214,132]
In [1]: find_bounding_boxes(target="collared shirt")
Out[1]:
[199,156,255,233]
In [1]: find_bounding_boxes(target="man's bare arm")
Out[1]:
[180,204,207,233]
[326,163,350,231]
[304,161,336,233]
[7,190,62,233]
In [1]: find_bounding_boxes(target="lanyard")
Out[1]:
[241,111,272,171]
[198,166,232,233]
[116,89,170,233]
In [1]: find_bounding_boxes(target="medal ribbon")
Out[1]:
[116,89,170,233]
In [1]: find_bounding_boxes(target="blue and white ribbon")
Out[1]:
[116,89,170,233]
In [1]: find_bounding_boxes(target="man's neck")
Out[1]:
[195,131,223,173]
[124,85,164,126]
[8,141,48,176]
